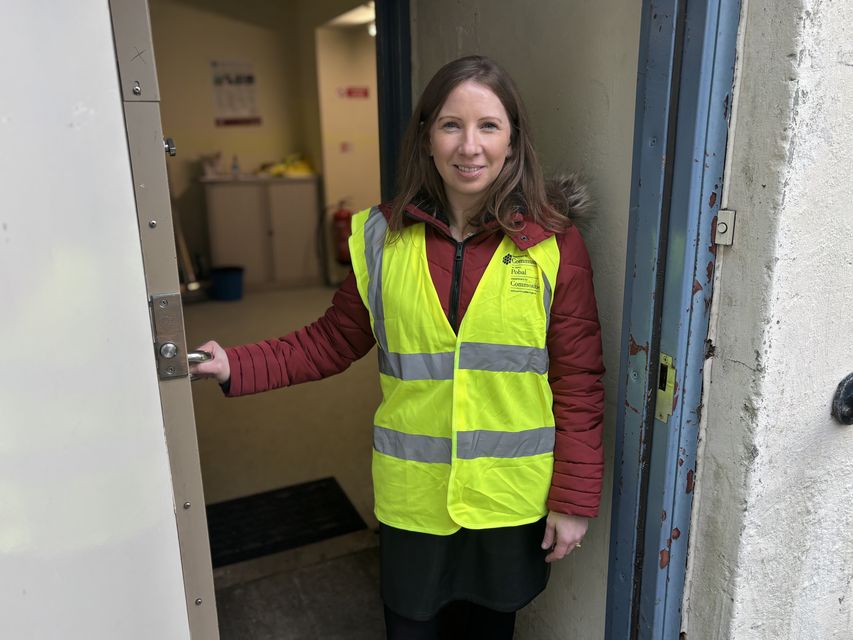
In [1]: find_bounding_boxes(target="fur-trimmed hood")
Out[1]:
[545,173,594,224]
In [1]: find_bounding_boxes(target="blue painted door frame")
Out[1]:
[606,1,741,638]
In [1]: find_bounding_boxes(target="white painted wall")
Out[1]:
[316,24,381,283]
[0,2,190,638]
[684,0,853,637]
[316,26,381,213]
[411,2,641,636]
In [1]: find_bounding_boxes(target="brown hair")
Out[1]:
[390,55,580,234]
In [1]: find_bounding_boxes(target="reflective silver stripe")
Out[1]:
[363,207,389,352]
[373,426,452,463]
[542,272,552,333]
[456,427,555,460]
[379,351,455,380]
[458,342,548,374]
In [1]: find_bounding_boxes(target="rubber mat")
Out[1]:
[206,477,367,568]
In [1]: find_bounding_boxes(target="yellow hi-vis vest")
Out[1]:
[349,207,560,535]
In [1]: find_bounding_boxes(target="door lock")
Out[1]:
[151,293,188,379]
[160,342,178,358]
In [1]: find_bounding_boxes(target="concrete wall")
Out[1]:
[411,2,641,637]
[684,0,853,637]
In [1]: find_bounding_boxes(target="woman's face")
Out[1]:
[429,80,512,217]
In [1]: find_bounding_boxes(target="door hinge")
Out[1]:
[715,209,736,245]
[655,353,676,423]
[151,293,188,379]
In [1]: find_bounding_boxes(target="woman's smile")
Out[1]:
[454,164,486,178]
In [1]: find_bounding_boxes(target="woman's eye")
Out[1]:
[481,122,498,130]
[442,121,460,130]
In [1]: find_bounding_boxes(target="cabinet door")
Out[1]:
[206,183,272,285]
[269,180,323,286]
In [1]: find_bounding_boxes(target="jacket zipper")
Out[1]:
[400,208,473,333]
[448,240,467,332]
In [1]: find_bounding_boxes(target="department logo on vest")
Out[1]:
[502,253,540,295]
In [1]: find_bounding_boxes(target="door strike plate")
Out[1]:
[151,293,188,380]
[655,353,676,423]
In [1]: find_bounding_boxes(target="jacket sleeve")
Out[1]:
[546,226,606,518]
[223,271,376,396]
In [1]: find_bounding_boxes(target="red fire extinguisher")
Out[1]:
[332,200,354,265]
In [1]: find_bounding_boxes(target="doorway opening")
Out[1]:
[152,0,735,637]
[149,0,385,636]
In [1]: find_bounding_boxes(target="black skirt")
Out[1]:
[379,518,551,621]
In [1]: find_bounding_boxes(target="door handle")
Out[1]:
[187,350,212,364]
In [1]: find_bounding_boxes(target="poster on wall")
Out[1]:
[211,60,262,127]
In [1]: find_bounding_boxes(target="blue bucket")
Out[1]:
[209,266,245,301]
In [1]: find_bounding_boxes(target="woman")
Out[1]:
[193,55,604,639]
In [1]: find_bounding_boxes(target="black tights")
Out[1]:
[384,601,517,640]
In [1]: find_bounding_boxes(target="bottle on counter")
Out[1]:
[231,155,240,177]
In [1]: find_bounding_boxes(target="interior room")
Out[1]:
[150,0,642,637]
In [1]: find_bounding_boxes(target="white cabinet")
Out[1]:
[202,176,322,288]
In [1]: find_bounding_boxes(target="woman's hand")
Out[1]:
[189,340,231,385]
[541,511,589,562]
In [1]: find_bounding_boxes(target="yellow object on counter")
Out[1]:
[261,154,314,177]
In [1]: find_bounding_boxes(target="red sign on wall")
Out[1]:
[337,86,370,99]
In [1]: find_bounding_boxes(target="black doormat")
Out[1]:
[206,477,367,568]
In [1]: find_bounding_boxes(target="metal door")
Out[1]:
[109,0,219,636]
[0,1,218,637]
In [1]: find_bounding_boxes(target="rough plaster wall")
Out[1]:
[411,2,640,637]
[685,0,853,637]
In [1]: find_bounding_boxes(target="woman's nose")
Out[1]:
[459,128,481,155]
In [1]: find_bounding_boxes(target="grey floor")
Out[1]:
[216,546,385,639]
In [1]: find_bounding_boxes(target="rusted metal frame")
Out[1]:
[637,0,742,638]
[605,2,686,638]
[108,0,219,637]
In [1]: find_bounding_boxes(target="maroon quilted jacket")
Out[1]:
[224,202,606,518]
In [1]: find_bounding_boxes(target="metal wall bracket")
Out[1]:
[715,209,736,245]
[151,293,188,379]
[655,353,676,423]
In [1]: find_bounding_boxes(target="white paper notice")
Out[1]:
[211,60,261,126]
